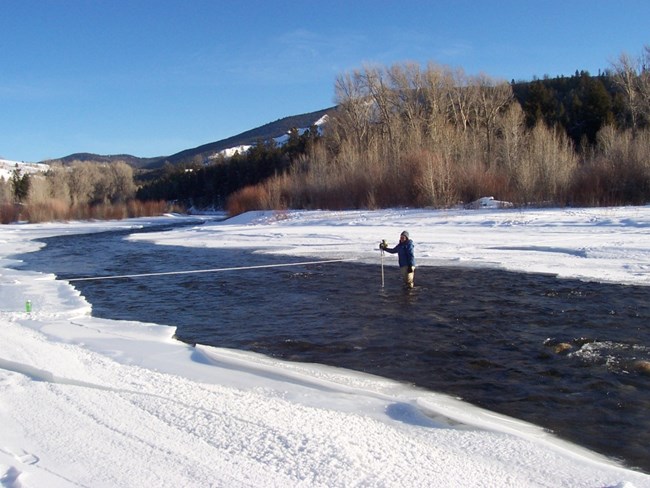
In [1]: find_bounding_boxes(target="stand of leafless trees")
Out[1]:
[0,161,172,223]
[229,62,577,210]
[229,51,650,213]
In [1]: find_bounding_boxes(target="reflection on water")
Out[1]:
[15,226,650,473]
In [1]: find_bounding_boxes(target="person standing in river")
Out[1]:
[380,230,416,289]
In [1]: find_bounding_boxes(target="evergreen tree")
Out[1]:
[11,167,30,203]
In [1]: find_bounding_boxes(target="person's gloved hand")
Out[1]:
[379,241,387,250]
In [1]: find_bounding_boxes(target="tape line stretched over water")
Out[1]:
[64,258,356,282]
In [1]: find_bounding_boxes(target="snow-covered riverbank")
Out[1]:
[2,207,649,487]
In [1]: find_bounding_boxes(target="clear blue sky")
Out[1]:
[1,0,648,162]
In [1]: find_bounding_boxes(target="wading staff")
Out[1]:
[380,239,387,288]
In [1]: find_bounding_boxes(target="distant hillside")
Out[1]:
[146,107,334,169]
[46,153,162,168]
[43,107,335,170]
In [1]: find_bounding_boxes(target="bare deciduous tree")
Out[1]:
[332,70,374,161]
[421,63,453,144]
[446,67,479,132]
[473,74,514,165]
[67,161,96,205]
[45,163,72,203]
[359,65,397,148]
[0,177,11,204]
[107,161,137,203]
[388,62,426,146]
[611,52,642,133]
[639,45,650,125]
[496,103,527,177]
[524,123,576,202]
[611,46,650,132]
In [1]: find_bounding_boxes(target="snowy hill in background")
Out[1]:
[158,108,332,169]
[208,113,329,162]
[0,158,49,180]
[40,107,334,170]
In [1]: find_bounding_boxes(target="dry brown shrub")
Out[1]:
[456,164,512,204]
[102,203,129,220]
[569,160,613,206]
[570,156,649,206]
[0,204,22,224]
[226,185,270,216]
[25,200,70,223]
[127,199,171,217]
[570,127,650,205]
[127,200,144,217]
[0,198,174,224]
[69,203,92,220]
[403,150,459,207]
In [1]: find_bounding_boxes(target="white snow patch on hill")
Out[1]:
[0,158,49,180]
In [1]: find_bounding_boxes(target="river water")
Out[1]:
[14,223,650,473]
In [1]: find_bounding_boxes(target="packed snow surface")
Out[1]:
[1,206,649,487]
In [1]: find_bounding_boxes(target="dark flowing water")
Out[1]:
[14,224,650,473]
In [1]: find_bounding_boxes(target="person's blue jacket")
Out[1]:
[385,239,415,268]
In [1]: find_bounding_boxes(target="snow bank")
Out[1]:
[132,206,650,287]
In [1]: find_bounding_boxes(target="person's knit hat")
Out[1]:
[401,230,409,238]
